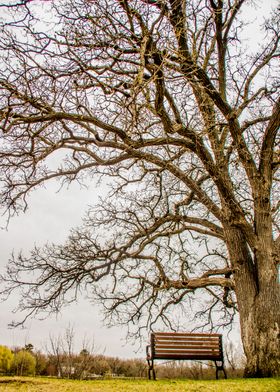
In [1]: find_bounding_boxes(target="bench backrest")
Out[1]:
[151,332,224,361]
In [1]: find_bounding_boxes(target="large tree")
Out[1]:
[0,0,279,377]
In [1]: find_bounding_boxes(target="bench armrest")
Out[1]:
[146,344,152,359]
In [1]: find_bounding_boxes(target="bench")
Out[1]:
[146,332,227,380]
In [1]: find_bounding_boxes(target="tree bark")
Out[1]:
[225,226,280,377]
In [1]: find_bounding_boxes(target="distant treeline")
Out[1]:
[0,343,244,379]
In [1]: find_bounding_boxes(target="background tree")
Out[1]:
[47,325,75,378]
[0,345,14,375]
[34,350,48,376]
[224,341,245,377]
[46,324,96,378]
[24,343,34,353]
[0,0,279,377]
[11,350,36,376]
[75,339,97,380]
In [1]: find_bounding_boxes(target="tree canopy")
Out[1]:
[0,0,279,377]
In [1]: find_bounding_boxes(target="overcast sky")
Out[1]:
[0,180,142,357]
[0,0,278,358]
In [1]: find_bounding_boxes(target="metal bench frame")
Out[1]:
[146,332,227,380]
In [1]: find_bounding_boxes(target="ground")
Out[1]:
[0,377,279,391]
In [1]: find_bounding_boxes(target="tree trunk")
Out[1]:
[241,287,280,377]
[225,226,280,377]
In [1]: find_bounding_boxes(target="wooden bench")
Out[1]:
[146,332,227,380]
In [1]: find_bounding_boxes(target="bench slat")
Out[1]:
[155,350,220,357]
[155,350,220,355]
[153,353,222,360]
[155,343,220,349]
[154,336,220,342]
[154,332,221,337]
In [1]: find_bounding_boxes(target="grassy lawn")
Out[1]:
[0,377,279,391]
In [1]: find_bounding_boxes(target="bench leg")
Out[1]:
[147,359,156,380]
[215,361,227,379]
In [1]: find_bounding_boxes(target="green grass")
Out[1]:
[0,377,279,391]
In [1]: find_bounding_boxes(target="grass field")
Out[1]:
[0,377,279,391]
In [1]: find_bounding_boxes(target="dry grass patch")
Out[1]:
[0,377,279,391]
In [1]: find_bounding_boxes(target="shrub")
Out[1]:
[0,345,14,374]
[12,350,36,376]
